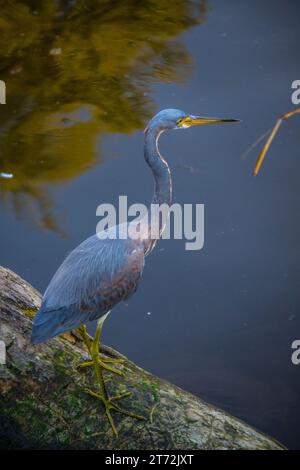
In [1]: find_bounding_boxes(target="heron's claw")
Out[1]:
[102,357,126,364]
[77,357,124,376]
[109,391,132,401]
[83,387,145,436]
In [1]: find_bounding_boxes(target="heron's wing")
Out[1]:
[31,235,145,343]
[85,243,145,321]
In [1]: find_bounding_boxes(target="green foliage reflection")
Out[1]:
[0,0,206,231]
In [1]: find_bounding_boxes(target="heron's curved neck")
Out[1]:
[140,125,172,254]
[144,127,172,206]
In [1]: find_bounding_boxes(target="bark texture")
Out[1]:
[0,266,284,450]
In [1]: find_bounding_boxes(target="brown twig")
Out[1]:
[253,108,300,176]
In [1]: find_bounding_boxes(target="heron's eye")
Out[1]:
[177,117,192,126]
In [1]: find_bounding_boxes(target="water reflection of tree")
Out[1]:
[0,0,206,232]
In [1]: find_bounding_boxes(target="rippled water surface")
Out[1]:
[1,0,300,448]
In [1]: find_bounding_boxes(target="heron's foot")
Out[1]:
[84,387,145,436]
[77,357,124,375]
[102,357,126,364]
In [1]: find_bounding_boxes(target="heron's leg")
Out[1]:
[78,324,92,352]
[90,318,123,375]
[77,322,125,374]
[83,318,145,436]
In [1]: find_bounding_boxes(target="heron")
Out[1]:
[31,108,239,435]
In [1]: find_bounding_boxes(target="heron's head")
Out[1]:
[144,108,240,133]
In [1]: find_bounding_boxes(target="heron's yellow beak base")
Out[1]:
[178,116,240,127]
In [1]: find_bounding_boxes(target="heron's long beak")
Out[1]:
[181,116,240,127]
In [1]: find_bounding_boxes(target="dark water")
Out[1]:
[1,0,300,449]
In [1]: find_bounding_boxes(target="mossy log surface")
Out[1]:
[0,266,284,450]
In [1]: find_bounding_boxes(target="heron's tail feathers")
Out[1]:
[31,304,83,344]
[31,309,63,344]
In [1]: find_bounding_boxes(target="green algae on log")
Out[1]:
[0,266,285,450]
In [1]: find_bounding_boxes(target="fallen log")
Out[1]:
[0,266,284,450]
